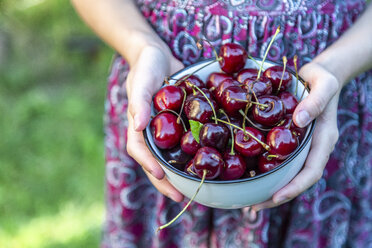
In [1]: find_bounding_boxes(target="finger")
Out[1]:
[143,170,184,202]
[251,197,292,212]
[273,97,339,204]
[127,112,165,180]
[294,63,340,128]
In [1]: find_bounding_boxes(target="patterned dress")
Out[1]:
[102,1,372,247]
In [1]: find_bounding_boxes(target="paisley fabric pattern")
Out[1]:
[102,1,372,247]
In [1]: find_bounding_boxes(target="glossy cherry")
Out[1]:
[220,85,251,115]
[243,77,273,97]
[252,95,285,126]
[218,43,247,74]
[263,66,291,93]
[278,114,307,143]
[178,75,205,94]
[153,85,185,112]
[193,147,224,179]
[199,123,229,151]
[184,159,197,177]
[184,95,217,123]
[220,152,246,180]
[162,146,191,170]
[180,130,201,155]
[278,91,298,114]
[234,127,265,157]
[236,68,259,83]
[214,78,240,104]
[258,152,281,173]
[266,126,299,160]
[206,72,233,94]
[150,112,184,149]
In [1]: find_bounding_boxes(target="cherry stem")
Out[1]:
[177,87,187,123]
[230,98,268,108]
[299,81,308,102]
[157,109,187,132]
[168,160,185,165]
[256,26,281,81]
[248,55,261,68]
[197,38,222,62]
[186,82,218,124]
[249,170,256,177]
[267,154,278,160]
[242,103,250,134]
[238,109,271,132]
[213,117,270,151]
[156,169,207,233]
[247,83,259,102]
[187,166,197,176]
[294,55,299,97]
[276,56,287,95]
[219,109,235,155]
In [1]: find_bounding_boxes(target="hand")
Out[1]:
[126,44,185,202]
[251,62,341,212]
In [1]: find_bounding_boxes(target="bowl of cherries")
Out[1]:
[144,32,315,213]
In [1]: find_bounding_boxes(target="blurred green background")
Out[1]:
[0,0,113,247]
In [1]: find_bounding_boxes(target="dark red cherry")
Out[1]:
[150,112,184,149]
[218,43,248,74]
[180,130,201,155]
[153,85,184,112]
[206,72,233,94]
[236,68,259,83]
[277,114,307,143]
[234,127,265,157]
[263,66,291,93]
[162,146,191,170]
[258,152,281,173]
[184,95,217,123]
[184,159,197,177]
[199,123,229,151]
[266,126,299,160]
[278,91,298,114]
[178,75,205,94]
[219,114,243,127]
[193,87,214,100]
[252,95,285,126]
[220,85,251,115]
[243,77,273,97]
[214,78,240,104]
[193,147,224,179]
[220,152,246,180]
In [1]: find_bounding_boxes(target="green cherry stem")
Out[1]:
[156,169,207,233]
[294,55,299,97]
[186,82,218,124]
[238,109,271,132]
[197,39,223,62]
[248,55,261,68]
[276,56,287,95]
[256,26,281,81]
[213,117,270,151]
[177,87,187,123]
[219,109,235,155]
[157,109,187,132]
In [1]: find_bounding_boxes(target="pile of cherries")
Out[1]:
[150,42,308,182]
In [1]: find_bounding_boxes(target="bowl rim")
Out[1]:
[143,57,316,184]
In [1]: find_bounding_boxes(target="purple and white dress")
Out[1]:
[102,1,372,247]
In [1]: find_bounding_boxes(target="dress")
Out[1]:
[102,1,372,247]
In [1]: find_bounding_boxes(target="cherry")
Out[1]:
[218,43,248,74]
[220,85,251,115]
[183,95,217,123]
[219,112,242,127]
[184,159,197,177]
[277,114,307,143]
[279,91,298,114]
[150,112,184,149]
[266,126,299,160]
[236,68,259,83]
[214,78,240,104]
[193,147,224,180]
[153,85,184,112]
[252,95,285,126]
[243,77,273,97]
[220,152,246,180]
[263,66,291,93]
[178,75,205,94]
[162,146,191,170]
[180,130,201,155]
[199,123,229,151]
[193,87,214,100]
[234,127,265,157]
[258,152,281,173]
[206,72,233,94]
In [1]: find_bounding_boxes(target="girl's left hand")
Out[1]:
[251,62,341,212]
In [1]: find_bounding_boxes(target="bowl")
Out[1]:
[143,58,315,209]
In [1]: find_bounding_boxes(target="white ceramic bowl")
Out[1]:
[144,58,315,209]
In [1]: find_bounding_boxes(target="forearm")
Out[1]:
[313,3,372,86]
[71,0,168,66]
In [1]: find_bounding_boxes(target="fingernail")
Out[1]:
[296,110,310,128]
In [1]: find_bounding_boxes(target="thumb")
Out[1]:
[293,63,340,128]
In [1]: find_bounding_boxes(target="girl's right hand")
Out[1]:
[125,44,185,202]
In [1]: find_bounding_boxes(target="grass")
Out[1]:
[0,0,113,247]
